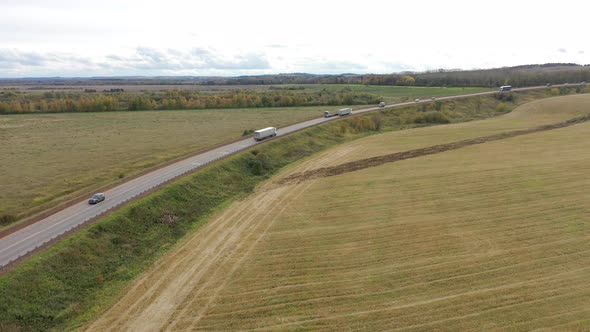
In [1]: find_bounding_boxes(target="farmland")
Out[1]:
[0,106,327,222]
[1,82,490,101]
[0,89,572,331]
[87,94,590,330]
[0,85,494,225]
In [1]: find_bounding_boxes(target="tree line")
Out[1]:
[0,89,382,114]
[177,64,590,87]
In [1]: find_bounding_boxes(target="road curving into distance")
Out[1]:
[0,84,582,269]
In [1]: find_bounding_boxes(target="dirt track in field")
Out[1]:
[85,147,355,331]
[278,115,590,185]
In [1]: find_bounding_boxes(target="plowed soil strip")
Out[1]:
[279,115,590,185]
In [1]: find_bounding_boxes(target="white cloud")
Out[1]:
[0,0,588,77]
[0,47,271,76]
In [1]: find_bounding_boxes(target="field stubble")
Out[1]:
[88,94,590,330]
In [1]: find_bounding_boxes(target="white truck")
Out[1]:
[254,127,277,141]
[379,102,386,107]
[338,108,352,116]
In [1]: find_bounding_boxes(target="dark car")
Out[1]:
[88,193,106,204]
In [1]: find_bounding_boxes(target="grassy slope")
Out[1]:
[187,94,590,330]
[0,90,584,331]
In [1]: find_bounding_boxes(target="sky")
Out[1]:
[0,0,588,77]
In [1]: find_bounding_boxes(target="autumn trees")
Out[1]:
[0,89,381,114]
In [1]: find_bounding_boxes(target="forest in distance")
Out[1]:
[198,63,590,87]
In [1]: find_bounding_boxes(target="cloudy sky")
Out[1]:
[0,0,587,77]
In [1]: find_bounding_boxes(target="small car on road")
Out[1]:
[88,193,106,204]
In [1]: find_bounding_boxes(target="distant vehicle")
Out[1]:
[338,108,352,116]
[564,82,569,85]
[414,98,420,102]
[546,83,552,87]
[431,97,436,100]
[499,85,512,92]
[379,102,386,107]
[254,127,277,141]
[323,111,336,118]
[582,82,586,84]
[88,193,105,205]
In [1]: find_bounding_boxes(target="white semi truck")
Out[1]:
[338,108,352,116]
[254,127,277,141]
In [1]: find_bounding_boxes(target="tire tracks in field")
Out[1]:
[86,195,271,330]
[278,114,590,185]
[173,181,315,331]
[86,146,355,331]
[254,265,590,331]
[166,148,356,330]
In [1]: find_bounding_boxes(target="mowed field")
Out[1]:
[0,106,330,221]
[87,94,590,331]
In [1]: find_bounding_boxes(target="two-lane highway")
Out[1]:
[0,84,581,268]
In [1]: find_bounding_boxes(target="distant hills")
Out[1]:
[1,63,589,88]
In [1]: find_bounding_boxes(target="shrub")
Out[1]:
[494,92,514,102]
[414,111,450,124]
[496,102,510,113]
[0,214,16,226]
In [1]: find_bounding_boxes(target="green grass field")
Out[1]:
[86,94,590,330]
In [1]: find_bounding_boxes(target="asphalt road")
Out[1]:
[0,84,581,268]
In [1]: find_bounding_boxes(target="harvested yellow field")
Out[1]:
[303,93,590,169]
[87,94,590,331]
